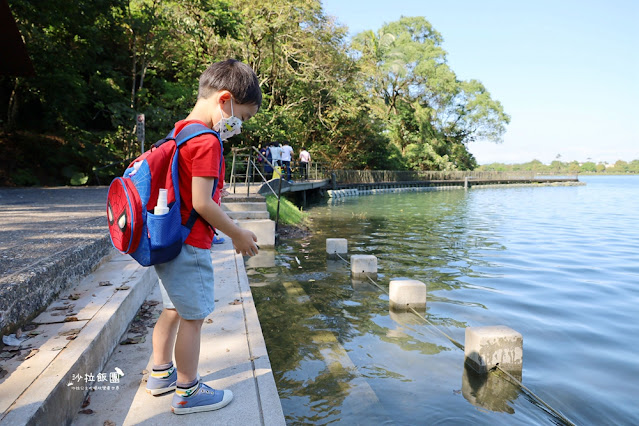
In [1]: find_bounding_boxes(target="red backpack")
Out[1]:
[106,123,222,266]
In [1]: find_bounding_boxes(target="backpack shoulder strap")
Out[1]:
[174,123,220,147]
[175,123,226,233]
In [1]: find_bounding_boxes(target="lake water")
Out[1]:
[247,175,639,425]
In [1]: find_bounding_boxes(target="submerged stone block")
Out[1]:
[326,238,348,257]
[389,279,426,310]
[350,255,377,278]
[464,326,523,374]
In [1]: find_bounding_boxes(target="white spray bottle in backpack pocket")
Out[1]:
[154,189,169,215]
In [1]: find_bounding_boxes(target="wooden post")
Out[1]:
[246,151,252,197]
[230,149,237,194]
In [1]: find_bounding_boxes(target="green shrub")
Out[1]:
[265,195,306,225]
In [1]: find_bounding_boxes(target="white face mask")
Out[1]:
[214,98,242,140]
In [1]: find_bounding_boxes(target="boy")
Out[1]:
[145,59,261,415]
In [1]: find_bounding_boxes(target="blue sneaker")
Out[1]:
[213,235,225,244]
[172,382,233,414]
[146,365,177,396]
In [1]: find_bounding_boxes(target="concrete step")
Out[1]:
[1,232,112,337]
[226,210,270,220]
[223,202,268,212]
[223,194,266,203]
[237,219,275,247]
[0,251,156,425]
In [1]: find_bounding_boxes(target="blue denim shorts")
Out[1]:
[154,244,215,320]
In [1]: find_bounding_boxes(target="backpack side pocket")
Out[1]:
[146,201,183,264]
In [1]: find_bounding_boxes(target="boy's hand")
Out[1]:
[232,228,259,256]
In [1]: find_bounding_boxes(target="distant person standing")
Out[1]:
[263,144,273,180]
[280,141,294,182]
[257,144,268,173]
[299,147,311,180]
[270,142,281,168]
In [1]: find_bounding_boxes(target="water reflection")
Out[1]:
[245,249,276,268]
[461,364,520,414]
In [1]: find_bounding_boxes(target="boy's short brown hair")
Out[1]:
[198,59,262,109]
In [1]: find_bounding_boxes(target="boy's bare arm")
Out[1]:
[192,176,258,256]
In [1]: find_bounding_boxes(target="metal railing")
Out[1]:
[228,149,331,194]
[332,170,579,184]
[227,148,333,240]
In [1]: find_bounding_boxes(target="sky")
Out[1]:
[321,0,639,165]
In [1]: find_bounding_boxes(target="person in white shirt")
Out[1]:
[299,147,311,180]
[269,142,281,169]
[280,141,294,182]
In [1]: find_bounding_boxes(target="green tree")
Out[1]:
[568,161,581,173]
[351,16,509,171]
[613,160,629,172]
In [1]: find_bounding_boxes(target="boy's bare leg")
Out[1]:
[174,318,205,383]
[152,308,180,365]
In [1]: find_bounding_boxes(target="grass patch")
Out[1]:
[265,195,307,225]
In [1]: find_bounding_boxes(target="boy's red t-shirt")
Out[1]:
[174,119,225,249]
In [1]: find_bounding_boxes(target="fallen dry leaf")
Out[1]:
[22,348,39,360]
[120,336,145,345]
[78,409,94,415]
[104,421,115,426]
[59,328,82,336]
[99,281,113,286]
[82,395,91,408]
[205,319,213,324]
[64,317,79,322]
[229,299,241,305]
[116,286,130,291]
[53,304,73,311]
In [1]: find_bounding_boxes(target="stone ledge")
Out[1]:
[0,236,113,336]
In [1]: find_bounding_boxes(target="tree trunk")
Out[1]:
[6,77,19,132]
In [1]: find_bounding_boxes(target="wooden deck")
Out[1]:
[252,176,581,196]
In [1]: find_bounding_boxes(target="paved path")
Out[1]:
[0,187,108,279]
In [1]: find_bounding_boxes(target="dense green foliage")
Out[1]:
[477,158,639,174]
[1,0,510,186]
